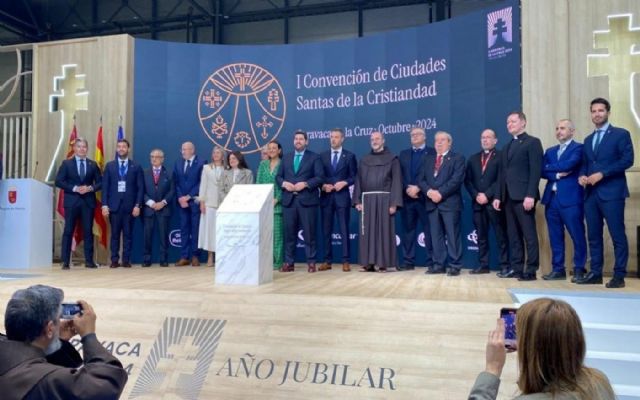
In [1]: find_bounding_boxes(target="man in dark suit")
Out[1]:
[276,130,324,273]
[418,131,466,276]
[173,141,204,267]
[578,98,634,288]
[142,149,174,267]
[398,126,436,271]
[541,119,587,282]
[464,129,509,274]
[319,128,357,272]
[101,139,144,268]
[54,137,102,269]
[493,111,543,281]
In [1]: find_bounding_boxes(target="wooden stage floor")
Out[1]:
[1,265,639,399]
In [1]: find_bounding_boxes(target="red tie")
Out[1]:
[153,169,160,185]
[434,154,443,174]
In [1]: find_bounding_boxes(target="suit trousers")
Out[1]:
[585,194,628,278]
[544,193,587,273]
[400,199,433,267]
[144,213,169,263]
[109,208,134,263]
[61,204,95,264]
[283,197,317,264]
[321,201,350,263]
[472,204,509,270]
[428,208,462,270]
[504,198,539,273]
[178,202,200,259]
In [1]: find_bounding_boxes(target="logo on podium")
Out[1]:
[7,187,17,204]
[198,63,286,154]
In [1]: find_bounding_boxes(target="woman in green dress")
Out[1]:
[256,141,283,270]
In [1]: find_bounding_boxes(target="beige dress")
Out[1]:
[197,164,223,252]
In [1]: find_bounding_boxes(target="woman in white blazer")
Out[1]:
[197,146,226,267]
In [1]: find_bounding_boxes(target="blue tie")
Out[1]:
[557,143,567,160]
[184,159,191,174]
[119,160,126,178]
[79,159,86,180]
[332,151,338,170]
[593,129,603,152]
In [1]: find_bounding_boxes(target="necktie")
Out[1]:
[592,129,603,152]
[184,159,191,174]
[557,143,567,160]
[331,151,338,170]
[481,151,491,173]
[434,154,443,175]
[294,154,301,173]
[119,160,126,178]
[79,159,86,180]
[153,168,160,185]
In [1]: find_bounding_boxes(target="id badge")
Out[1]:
[118,181,126,192]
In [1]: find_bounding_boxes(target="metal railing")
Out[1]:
[0,112,31,179]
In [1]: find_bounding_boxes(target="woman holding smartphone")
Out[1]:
[469,298,614,400]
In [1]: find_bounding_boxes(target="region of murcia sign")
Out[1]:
[198,63,286,154]
[587,13,640,169]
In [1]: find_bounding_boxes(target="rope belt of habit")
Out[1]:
[360,191,390,235]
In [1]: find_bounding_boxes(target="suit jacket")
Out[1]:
[580,125,634,201]
[319,148,357,208]
[541,141,584,207]
[464,149,501,211]
[220,168,254,200]
[496,132,543,201]
[54,158,102,208]
[102,159,144,213]
[418,151,466,212]
[399,146,436,202]
[143,166,174,217]
[276,149,324,207]
[173,156,205,201]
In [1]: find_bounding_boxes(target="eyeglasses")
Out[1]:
[150,155,164,158]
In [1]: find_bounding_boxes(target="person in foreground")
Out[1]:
[0,285,128,400]
[468,298,614,400]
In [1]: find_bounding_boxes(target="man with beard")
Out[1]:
[0,285,127,399]
[101,138,144,268]
[353,131,403,272]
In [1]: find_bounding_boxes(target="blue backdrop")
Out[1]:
[131,0,521,267]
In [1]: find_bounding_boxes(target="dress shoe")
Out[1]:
[110,261,120,269]
[159,262,169,267]
[175,258,190,267]
[542,271,566,281]
[342,262,351,272]
[85,263,98,269]
[497,269,521,279]
[571,270,585,283]
[360,265,376,272]
[576,272,602,285]
[397,265,415,271]
[319,262,332,271]
[308,263,316,273]
[62,263,70,270]
[606,278,625,289]
[447,268,460,276]
[518,273,537,281]
[191,257,200,267]
[470,267,490,274]
[122,262,132,268]
[425,266,445,274]
[280,263,294,272]
[142,262,152,267]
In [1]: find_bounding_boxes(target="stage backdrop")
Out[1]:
[132,0,521,266]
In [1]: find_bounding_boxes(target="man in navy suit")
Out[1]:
[55,137,102,269]
[464,129,509,274]
[493,111,543,281]
[142,149,174,267]
[276,130,324,273]
[173,141,204,267]
[319,128,357,272]
[101,139,144,268]
[541,119,587,282]
[418,131,466,276]
[578,98,634,288]
[398,127,436,271]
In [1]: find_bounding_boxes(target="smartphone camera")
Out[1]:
[61,302,83,320]
[500,307,517,350]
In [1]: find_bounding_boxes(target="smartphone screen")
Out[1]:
[61,303,82,319]
[500,307,517,349]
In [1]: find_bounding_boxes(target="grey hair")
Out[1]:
[74,137,89,147]
[435,130,453,144]
[4,285,64,343]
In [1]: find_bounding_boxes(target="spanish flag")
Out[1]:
[93,122,108,247]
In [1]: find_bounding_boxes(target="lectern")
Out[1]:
[215,184,273,285]
[0,179,53,269]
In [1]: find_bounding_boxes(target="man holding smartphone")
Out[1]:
[0,285,128,399]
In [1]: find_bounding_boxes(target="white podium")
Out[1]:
[215,184,273,285]
[0,179,53,269]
